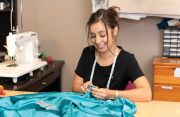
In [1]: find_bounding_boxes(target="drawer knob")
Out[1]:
[161,86,173,90]
[174,68,180,77]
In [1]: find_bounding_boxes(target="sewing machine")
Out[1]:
[0,32,47,83]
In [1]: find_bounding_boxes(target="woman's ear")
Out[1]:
[113,26,118,36]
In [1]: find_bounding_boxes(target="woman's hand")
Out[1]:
[91,87,114,100]
[80,81,92,93]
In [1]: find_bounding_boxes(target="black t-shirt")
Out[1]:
[75,46,144,90]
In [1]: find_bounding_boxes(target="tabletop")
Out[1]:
[135,101,180,117]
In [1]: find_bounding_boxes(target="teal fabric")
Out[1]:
[0,92,136,117]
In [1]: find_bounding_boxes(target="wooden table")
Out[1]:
[135,101,180,117]
[0,90,35,97]
[1,91,180,117]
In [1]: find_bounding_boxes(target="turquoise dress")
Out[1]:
[0,92,136,117]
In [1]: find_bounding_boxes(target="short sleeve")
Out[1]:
[126,54,144,82]
[75,48,87,78]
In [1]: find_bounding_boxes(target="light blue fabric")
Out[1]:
[0,92,136,117]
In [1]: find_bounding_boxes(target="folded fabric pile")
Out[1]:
[0,92,136,117]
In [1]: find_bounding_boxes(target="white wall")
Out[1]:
[18,0,92,91]
[18,1,163,91]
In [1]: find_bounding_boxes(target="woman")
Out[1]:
[72,7,152,102]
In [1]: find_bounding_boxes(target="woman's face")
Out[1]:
[89,21,116,53]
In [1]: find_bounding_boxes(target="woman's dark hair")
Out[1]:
[86,6,120,40]
[86,7,120,55]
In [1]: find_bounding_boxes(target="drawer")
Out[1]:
[153,84,180,101]
[154,65,180,85]
[25,72,57,92]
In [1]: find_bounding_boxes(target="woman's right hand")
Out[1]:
[80,81,92,93]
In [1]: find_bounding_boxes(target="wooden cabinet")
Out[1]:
[0,60,65,92]
[108,0,180,20]
[108,0,180,17]
[153,57,180,101]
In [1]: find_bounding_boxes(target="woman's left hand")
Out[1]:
[91,87,112,100]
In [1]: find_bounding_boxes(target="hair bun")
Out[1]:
[107,6,120,23]
[108,6,120,16]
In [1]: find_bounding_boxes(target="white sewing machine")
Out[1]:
[0,32,47,83]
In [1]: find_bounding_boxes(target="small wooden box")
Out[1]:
[153,57,180,101]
